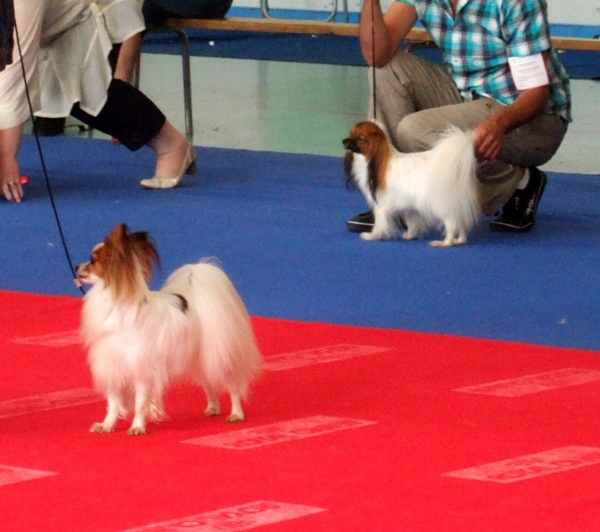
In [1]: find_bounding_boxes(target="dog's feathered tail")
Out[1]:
[426,127,480,231]
[164,260,262,399]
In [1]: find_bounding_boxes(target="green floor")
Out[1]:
[140,55,368,157]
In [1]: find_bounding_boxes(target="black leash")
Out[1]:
[370,0,377,120]
[12,8,85,295]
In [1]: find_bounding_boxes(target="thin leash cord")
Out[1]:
[370,0,377,120]
[13,15,85,295]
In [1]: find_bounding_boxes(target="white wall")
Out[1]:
[237,0,600,26]
[546,0,600,25]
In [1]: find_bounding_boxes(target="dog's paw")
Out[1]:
[127,426,147,436]
[401,231,418,241]
[147,403,167,422]
[90,422,114,434]
[429,240,453,247]
[226,413,244,423]
[360,232,381,241]
[204,405,221,417]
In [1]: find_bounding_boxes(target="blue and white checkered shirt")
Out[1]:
[398,0,572,121]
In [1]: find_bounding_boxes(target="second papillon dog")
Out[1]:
[344,121,481,247]
[77,224,262,435]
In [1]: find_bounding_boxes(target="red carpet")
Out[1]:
[1,289,600,531]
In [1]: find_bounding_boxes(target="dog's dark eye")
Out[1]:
[90,255,96,265]
[357,136,366,143]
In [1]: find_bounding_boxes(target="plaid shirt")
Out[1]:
[398,0,572,121]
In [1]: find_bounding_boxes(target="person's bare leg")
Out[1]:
[113,33,142,85]
[141,121,196,189]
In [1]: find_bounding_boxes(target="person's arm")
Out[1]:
[0,123,24,203]
[0,0,47,203]
[474,51,551,161]
[359,0,418,67]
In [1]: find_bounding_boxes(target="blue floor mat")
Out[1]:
[4,135,600,351]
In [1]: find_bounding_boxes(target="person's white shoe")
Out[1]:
[140,145,197,189]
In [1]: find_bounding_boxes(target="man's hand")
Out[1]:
[473,117,506,160]
[473,81,551,161]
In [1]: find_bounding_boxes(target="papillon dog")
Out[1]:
[77,224,262,435]
[343,121,481,247]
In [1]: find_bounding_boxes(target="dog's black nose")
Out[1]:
[343,138,361,153]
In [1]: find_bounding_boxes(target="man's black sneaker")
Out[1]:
[489,167,547,233]
[347,211,374,233]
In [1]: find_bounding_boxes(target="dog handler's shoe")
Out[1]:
[140,145,197,189]
[347,211,375,233]
[489,167,547,233]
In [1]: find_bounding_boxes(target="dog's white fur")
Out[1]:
[77,224,262,435]
[344,121,481,246]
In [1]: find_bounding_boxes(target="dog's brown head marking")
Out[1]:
[343,121,390,199]
[78,224,159,300]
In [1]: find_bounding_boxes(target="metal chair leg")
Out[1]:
[140,28,194,141]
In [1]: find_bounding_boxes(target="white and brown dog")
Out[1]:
[344,121,481,247]
[77,224,262,435]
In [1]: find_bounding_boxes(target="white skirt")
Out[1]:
[0,0,144,128]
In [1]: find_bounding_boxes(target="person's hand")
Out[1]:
[0,155,24,203]
[473,117,506,161]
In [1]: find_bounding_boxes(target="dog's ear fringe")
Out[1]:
[103,225,160,300]
[343,151,357,190]
[128,231,160,280]
[366,125,390,201]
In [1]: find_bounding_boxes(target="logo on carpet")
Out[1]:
[454,368,600,397]
[121,500,325,531]
[183,415,378,450]
[0,388,101,419]
[0,465,56,487]
[443,446,600,483]
[264,343,392,371]
[12,329,80,347]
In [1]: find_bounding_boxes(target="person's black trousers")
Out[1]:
[70,79,166,151]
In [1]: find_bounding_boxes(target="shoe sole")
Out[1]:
[530,171,547,219]
[347,221,373,233]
